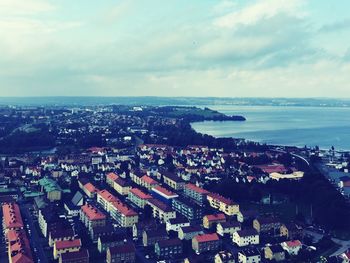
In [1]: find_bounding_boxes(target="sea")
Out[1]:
[191,105,350,151]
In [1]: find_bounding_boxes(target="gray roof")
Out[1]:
[71,191,84,206]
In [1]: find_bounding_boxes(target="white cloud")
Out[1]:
[214,0,305,29]
[0,0,54,16]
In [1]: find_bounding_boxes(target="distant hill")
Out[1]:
[0,96,350,107]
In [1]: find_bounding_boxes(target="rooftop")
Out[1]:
[185,183,209,194]
[2,203,24,229]
[129,188,152,199]
[81,204,106,221]
[194,233,219,243]
[55,238,82,250]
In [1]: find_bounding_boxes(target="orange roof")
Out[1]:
[2,203,24,229]
[84,183,99,194]
[195,233,219,243]
[55,239,82,250]
[205,213,226,222]
[7,230,33,263]
[129,188,152,199]
[141,175,158,185]
[106,172,119,182]
[81,204,106,221]
[98,189,120,203]
[185,184,209,194]
[111,201,138,217]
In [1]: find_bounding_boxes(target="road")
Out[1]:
[20,203,48,263]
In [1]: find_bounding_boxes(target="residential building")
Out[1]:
[140,175,159,190]
[59,249,89,263]
[178,226,204,241]
[232,229,259,247]
[280,223,303,240]
[155,238,183,259]
[203,213,226,229]
[38,177,62,201]
[110,201,138,227]
[207,193,239,216]
[172,196,203,222]
[79,181,99,199]
[215,251,235,263]
[217,221,241,237]
[53,239,82,260]
[162,171,185,191]
[192,233,221,254]
[253,217,281,234]
[113,176,131,196]
[238,249,261,263]
[106,243,136,263]
[281,240,302,256]
[97,234,125,253]
[80,203,106,231]
[106,172,119,187]
[183,183,209,206]
[97,189,120,213]
[147,198,176,222]
[64,191,84,217]
[127,188,152,208]
[6,229,34,263]
[166,217,190,233]
[2,203,24,233]
[151,186,178,205]
[143,228,168,247]
[264,244,285,262]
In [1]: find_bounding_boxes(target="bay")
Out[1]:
[191,105,350,150]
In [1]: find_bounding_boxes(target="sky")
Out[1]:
[1,0,350,97]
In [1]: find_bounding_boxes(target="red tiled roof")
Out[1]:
[2,203,24,229]
[185,184,209,194]
[285,240,302,247]
[98,189,120,203]
[55,239,82,250]
[141,175,158,185]
[129,188,152,199]
[208,193,237,205]
[205,213,226,222]
[7,230,33,263]
[61,249,89,261]
[195,233,219,243]
[106,172,119,182]
[111,201,138,217]
[81,204,106,221]
[84,183,99,194]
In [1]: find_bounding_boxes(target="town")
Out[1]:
[1,105,350,263]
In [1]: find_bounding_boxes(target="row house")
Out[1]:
[143,228,168,247]
[238,249,261,263]
[253,217,281,234]
[151,186,178,205]
[140,175,159,190]
[207,193,240,216]
[97,234,125,253]
[113,176,132,196]
[79,180,99,199]
[97,189,120,213]
[127,188,153,208]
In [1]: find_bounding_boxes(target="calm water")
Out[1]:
[191,105,350,150]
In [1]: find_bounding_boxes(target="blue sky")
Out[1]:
[1,0,350,97]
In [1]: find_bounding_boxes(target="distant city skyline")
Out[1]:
[1,0,350,97]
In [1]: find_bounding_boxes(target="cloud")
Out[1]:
[319,19,350,33]
[0,0,54,16]
[214,0,305,29]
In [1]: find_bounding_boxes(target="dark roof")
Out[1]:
[168,217,189,225]
[157,238,182,248]
[257,216,280,225]
[145,228,168,238]
[239,248,260,257]
[61,249,89,261]
[181,226,203,234]
[219,221,240,229]
[148,198,173,212]
[162,171,184,183]
[237,229,258,237]
[99,234,126,244]
[91,224,115,234]
[71,191,84,206]
[108,243,135,255]
[269,244,285,254]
